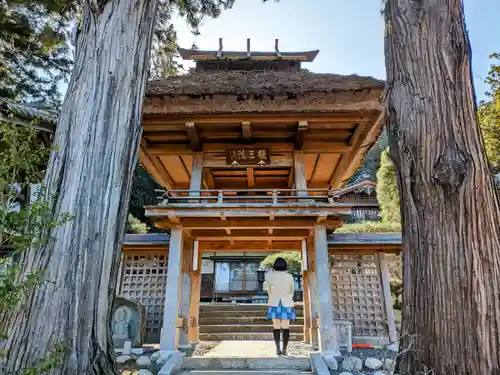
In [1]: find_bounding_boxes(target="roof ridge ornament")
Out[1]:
[217,38,223,58]
[275,39,281,58]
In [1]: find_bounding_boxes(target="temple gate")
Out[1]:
[117,40,398,356]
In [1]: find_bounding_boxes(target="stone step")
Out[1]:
[199,332,305,341]
[199,310,304,318]
[177,371,313,375]
[199,316,305,325]
[199,324,304,334]
[200,304,304,312]
[183,357,311,371]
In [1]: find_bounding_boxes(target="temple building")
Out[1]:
[117,40,401,355]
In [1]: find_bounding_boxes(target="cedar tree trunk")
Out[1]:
[384,1,500,374]
[0,0,157,373]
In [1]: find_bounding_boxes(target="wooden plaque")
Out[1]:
[225,147,271,166]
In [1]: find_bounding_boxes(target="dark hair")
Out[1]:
[273,257,287,272]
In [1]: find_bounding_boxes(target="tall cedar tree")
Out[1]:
[384,1,500,374]
[0,1,237,374]
[0,0,75,104]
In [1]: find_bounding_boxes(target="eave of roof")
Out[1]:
[123,233,170,245]
[0,97,57,132]
[121,232,402,247]
[328,232,402,245]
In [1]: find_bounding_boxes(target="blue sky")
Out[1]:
[172,0,499,102]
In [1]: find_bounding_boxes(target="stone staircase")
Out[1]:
[176,357,313,375]
[198,303,305,341]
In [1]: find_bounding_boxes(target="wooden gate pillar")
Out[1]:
[178,234,194,349]
[188,240,202,343]
[160,227,184,352]
[306,236,319,348]
[314,224,340,355]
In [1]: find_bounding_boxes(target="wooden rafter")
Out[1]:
[185,122,201,151]
[329,123,367,188]
[295,121,308,150]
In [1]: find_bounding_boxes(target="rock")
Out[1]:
[322,354,338,371]
[149,351,160,362]
[115,355,131,364]
[339,373,354,375]
[374,371,388,375]
[365,357,383,370]
[136,370,154,375]
[155,351,172,366]
[341,356,363,372]
[384,358,395,372]
[136,356,152,368]
[387,342,399,352]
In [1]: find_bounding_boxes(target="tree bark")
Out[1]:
[384,1,500,374]
[0,0,157,373]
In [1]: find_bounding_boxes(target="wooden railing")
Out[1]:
[154,188,380,208]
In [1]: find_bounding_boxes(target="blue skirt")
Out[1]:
[266,300,296,321]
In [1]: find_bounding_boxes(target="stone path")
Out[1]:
[204,341,278,357]
[191,340,317,358]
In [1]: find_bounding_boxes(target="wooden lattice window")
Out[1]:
[119,251,168,343]
[330,253,386,337]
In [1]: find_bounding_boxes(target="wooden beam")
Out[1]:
[146,144,193,155]
[186,122,201,151]
[247,168,255,188]
[145,142,349,157]
[200,241,301,251]
[195,236,305,241]
[242,121,252,140]
[190,229,310,238]
[295,121,308,150]
[160,217,319,230]
[189,153,203,197]
[143,113,375,126]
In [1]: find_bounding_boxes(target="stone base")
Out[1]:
[158,351,185,375]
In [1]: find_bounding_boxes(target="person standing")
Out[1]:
[263,257,296,356]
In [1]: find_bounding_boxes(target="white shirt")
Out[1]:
[263,270,295,308]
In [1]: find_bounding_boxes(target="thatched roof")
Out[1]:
[147,70,385,97]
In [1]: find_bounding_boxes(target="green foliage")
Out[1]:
[376,148,400,223]
[334,221,401,234]
[0,0,75,103]
[478,53,500,174]
[260,251,302,275]
[0,120,69,371]
[129,165,161,228]
[125,214,148,234]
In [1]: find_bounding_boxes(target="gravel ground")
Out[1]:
[286,342,318,356]
[187,341,222,357]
